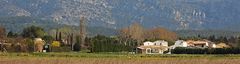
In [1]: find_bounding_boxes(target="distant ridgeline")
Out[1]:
[0,16,239,37]
[0,16,61,32]
[0,16,117,36]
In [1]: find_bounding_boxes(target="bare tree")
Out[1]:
[119,27,131,45]
[145,27,177,42]
[129,22,144,46]
[119,23,178,46]
[119,22,144,46]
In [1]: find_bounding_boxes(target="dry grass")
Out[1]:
[0,53,240,64]
[1,56,240,64]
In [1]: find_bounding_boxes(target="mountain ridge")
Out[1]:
[0,0,239,31]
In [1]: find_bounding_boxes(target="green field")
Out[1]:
[0,52,240,64]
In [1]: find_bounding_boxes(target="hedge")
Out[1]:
[171,47,240,54]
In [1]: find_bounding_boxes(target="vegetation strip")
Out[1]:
[0,53,240,59]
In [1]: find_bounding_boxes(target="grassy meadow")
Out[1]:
[0,52,240,64]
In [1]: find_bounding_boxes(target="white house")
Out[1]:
[186,40,216,48]
[174,40,188,47]
[153,40,168,46]
[170,40,188,49]
[170,40,217,49]
[138,40,168,54]
[143,41,154,46]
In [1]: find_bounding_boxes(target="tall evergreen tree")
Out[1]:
[80,17,86,49]
[59,32,62,41]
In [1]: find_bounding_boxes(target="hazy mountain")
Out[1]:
[0,0,240,31]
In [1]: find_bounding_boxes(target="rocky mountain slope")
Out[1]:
[0,0,240,31]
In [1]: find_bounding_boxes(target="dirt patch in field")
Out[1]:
[0,56,239,64]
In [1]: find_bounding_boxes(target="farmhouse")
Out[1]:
[170,40,217,49]
[186,40,216,48]
[215,43,231,48]
[137,40,168,54]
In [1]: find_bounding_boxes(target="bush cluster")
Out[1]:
[171,47,240,54]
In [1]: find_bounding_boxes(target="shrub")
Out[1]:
[73,36,81,51]
[52,41,60,47]
[73,42,81,51]
[23,38,34,52]
[171,47,240,54]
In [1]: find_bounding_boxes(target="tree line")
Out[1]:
[0,21,178,52]
[3,21,240,53]
[119,22,178,47]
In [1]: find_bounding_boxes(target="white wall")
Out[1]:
[144,41,154,46]
[175,40,187,47]
[153,40,168,46]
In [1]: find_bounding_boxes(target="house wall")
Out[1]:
[194,44,206,47]
[140,48,166,54]
[182,42,188,47]
[154,40,168,46]
[140,40,169,54]
[143,41,154,46]
[174,40,188,47]
[212,44,216,48]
